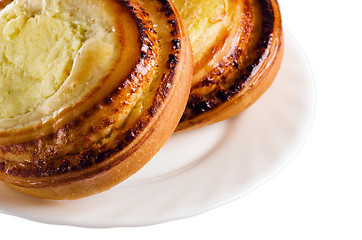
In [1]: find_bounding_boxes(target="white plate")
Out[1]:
[0,31,315,228]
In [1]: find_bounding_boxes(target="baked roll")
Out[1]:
[172,0,283,131]
[0,0,192,199]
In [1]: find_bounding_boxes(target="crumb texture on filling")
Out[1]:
[0,1,85,119]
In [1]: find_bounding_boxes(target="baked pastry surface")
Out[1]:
[172,0,284,131]
[0,0,192,199]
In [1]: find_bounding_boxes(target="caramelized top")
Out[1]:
[0,0,158,136]
[0,0,189,186]
[174,0,283,130]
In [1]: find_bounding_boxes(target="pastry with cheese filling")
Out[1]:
[172,0,283,131]
[0,0,192,199]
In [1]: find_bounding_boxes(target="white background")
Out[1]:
[0,0,361,239]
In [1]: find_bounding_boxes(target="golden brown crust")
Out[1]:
[0,0,11,9]
[0,0,193,199]
[176,0,283,131]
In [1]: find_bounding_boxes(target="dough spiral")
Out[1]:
[0,0,193,199]
[173,0,283,131]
